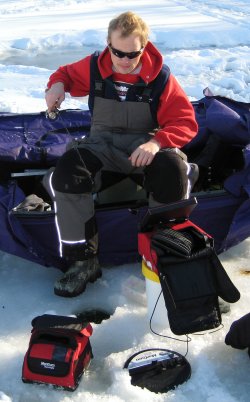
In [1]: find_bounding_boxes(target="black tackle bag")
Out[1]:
[22,314,93,391]
[151,221,240,335]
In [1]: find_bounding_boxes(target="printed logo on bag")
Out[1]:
[41,362,55,370]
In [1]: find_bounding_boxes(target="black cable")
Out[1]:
[149,288,224,356]
[149,289,191,357]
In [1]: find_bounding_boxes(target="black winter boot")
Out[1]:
[54,256,102,297]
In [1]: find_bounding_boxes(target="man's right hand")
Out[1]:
[45,82,65,112]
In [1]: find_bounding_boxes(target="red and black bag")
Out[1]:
[22,314,93,391]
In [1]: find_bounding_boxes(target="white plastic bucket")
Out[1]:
[142,261,169,330]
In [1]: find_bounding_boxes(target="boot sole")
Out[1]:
[54,269,102,298]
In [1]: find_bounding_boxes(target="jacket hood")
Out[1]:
[97,41,163,84]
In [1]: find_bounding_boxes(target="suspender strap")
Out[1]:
[89,51,103,112]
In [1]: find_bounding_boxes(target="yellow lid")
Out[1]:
[142,260,160,283]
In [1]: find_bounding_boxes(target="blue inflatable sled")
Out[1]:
[0,90,250,270]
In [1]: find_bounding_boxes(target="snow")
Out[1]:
[0,1,250,401]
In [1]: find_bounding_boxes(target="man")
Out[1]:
[45,11,198,297]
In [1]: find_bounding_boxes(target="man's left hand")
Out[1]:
[129,139,160,167]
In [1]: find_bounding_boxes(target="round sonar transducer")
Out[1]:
[124,348,191,393]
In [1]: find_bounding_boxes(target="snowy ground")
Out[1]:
[0,1,250,401]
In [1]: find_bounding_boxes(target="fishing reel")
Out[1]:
[45,108,60,120]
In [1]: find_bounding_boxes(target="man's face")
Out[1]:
[108,29,143,74]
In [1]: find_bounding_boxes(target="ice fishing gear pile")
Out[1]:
[125,197,241,393]
[21,198,241,394]
[22,314,93,391]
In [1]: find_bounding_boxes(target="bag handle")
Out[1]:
[31,314,93,337]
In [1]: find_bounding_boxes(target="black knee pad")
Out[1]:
[52,149,96,193]
[144,150,188,203]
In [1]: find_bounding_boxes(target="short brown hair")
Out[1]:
[107,11,149,47]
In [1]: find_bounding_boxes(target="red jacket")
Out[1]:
[47,42,198,148]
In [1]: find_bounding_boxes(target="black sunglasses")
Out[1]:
[108,44,143,59]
